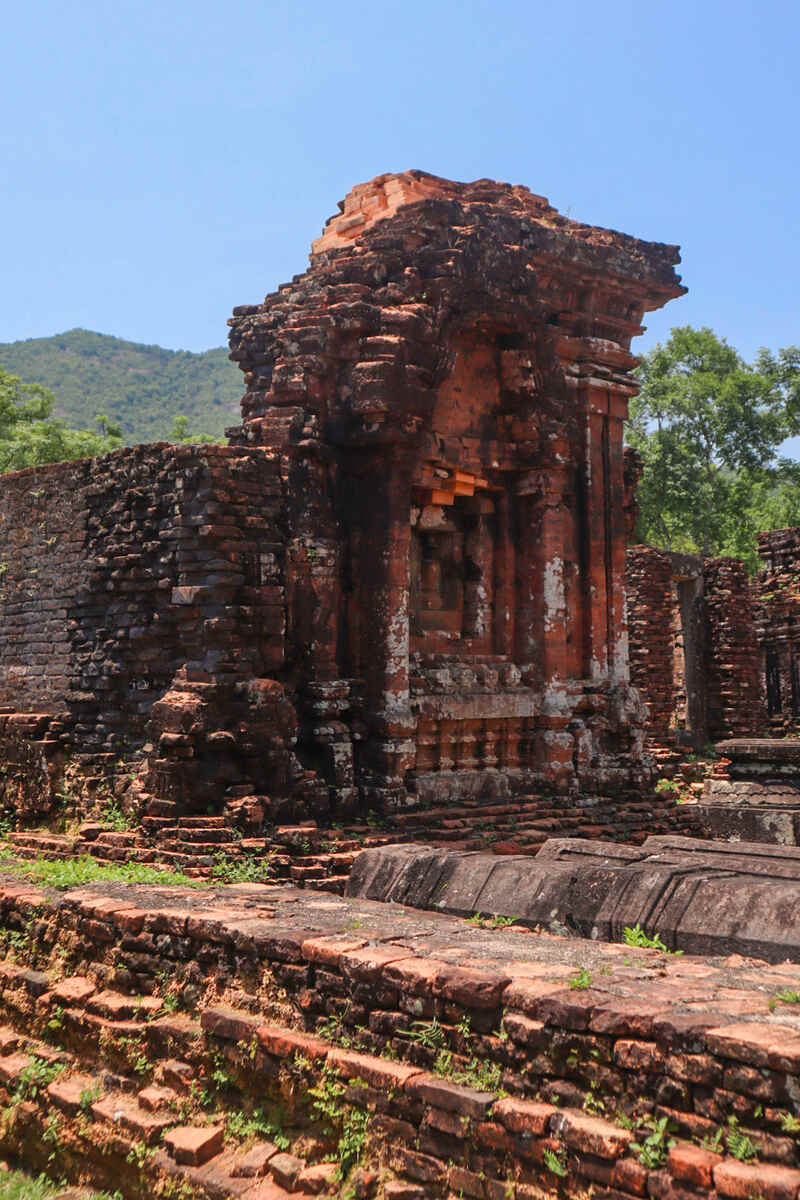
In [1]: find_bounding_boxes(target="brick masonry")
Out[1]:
[226,170,686,804]
[757,526,800,732]
[0,873,799,1197]
[626,545,763,748]
[0,171,689,821]
[0,443,323,820]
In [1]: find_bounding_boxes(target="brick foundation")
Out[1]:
[0,871,798,1197]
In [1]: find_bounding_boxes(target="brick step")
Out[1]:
[86,844,161,864]
[7,833,78,854]
[93,830,143,846]
[142,798,179,818]
[1,1061,307,1197]
[289,865,325,881]
[156,840,244,856]
[176,816,230,829]
[240,838,268,852]
[391,796,552,821]
[0,996,334,1198]
[460,818,567,836]
[141,816,174,832]
[91,1090,175,1143]
[304,876,348,894]
[311,838,362,853]
[156,851,220,868]
[158,826,236,843]
[292,852,359,868]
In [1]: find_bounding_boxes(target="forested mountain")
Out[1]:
[0,329,242,443]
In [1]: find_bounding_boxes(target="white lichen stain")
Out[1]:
[543,557,565,632]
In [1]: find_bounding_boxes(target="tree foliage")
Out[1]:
[626,326,800,570]
[0,366,122,472]
[167,414,222,444]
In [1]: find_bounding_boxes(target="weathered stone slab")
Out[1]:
[693,803,800,846]
[347,836,800,960]
[716,738,800,764]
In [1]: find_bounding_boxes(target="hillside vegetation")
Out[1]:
[0,328,242,444]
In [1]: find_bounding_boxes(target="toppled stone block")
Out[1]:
[348,834,800,960]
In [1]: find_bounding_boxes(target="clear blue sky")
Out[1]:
[2,0,799,361]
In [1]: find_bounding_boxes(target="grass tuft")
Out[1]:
[0,852,200,890]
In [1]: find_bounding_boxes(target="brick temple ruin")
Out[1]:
[0,171,688,827]
[3,174,800,1200]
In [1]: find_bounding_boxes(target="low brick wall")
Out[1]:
[0,443,286,807]
[2,875,800,1197]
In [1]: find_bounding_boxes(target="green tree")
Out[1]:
[627,326,800,569]
[0,365,121,472]
[167,414,220,444]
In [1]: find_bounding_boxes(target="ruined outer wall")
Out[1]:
[625,546,674,743]
[0,443,285,758]
[756,526,800,730]
[625,547,763,746]
[0,460,87,714]
[703,557,763,739]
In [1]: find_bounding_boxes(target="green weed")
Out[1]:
[79,1081,103,1111]
[99,796,132,832]
[542,1146,568,1177]
[225,1107,290,1149]
[432,1049,502,1092]
[126,1141,154,1169]
[0,1169,60,1200]
[622,923,682,955]
[401,1017,448,1051]
[631,1115,676,1168]
[209,855,273,884]
[568,968,592,990]
[466,912,518,930]
[726,1116,758,1162]
[12,1057,64,1102]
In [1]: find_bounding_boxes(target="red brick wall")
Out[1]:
[0,443,285,757]
[756,526,800,730]
[703,556,763,739]
[626,548,763,746]
[625,546,674,743]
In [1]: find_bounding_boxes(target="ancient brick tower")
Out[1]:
[0,171,686,823]
[226,171,686,809]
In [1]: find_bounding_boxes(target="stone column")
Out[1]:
[514,458,575,790]
[463,497,495,642]
[582,387,611,682]
[356,449,416,803]
[581,382,632,683]
[514,457,571,684]
[607,390,631,682]
[493,491,515,657]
